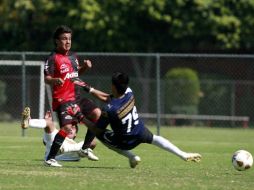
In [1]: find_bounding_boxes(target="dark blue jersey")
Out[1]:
[98,88,144,135]
[96,88,153,150]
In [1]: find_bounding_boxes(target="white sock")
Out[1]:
[29,119,47,129]
[152,135,187,160]
[60,141,83,153]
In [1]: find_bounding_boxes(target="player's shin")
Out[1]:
[46,129,67,160]
[82,130,96,150]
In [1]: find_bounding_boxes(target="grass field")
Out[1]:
[0,122,254,190]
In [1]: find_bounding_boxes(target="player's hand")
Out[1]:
[44,110,52,119]
[54,78,64,86]
[83,60,92,69]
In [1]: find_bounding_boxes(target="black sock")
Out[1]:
[82,129,95,150]
[46,130,67,160]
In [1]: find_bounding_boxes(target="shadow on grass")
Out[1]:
[0,158,133,170]
[31,159,126,169]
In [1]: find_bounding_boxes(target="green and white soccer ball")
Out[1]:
[232,150,253,171]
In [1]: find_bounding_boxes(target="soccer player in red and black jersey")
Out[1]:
[44,25,100,167]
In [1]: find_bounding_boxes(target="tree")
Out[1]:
[1,0,254,52]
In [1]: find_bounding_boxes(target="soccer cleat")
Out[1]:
[21,107,30,129]
[129,155,141,168]
[44,159,62,167]
[184,153,202,163]
[78,148,99,161]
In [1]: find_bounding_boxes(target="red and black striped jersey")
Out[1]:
[44,50,81,110]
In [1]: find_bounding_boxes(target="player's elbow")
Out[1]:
[44,76,53,85]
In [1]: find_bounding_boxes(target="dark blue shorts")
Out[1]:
[97,127,153,150]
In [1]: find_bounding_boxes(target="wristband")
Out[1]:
[89,87,95,93]
[82,85,91,93]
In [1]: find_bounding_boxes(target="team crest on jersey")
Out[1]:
[60,64,67,69]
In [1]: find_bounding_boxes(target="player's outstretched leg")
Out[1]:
[21,107,30,129]
[152,135,202,163]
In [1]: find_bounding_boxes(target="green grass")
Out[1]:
[0,122,254,190]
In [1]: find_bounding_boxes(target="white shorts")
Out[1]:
[43,129,83,161]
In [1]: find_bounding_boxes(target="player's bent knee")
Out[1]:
[88,108,101,121]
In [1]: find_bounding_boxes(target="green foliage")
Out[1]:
[0,0,254,52]
[164,68,200,115]
[199,79,232,116]
[1,123,254,190]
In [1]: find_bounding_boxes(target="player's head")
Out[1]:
[53,25,72,53]
[112,71,129,95]
[66,125,78,139]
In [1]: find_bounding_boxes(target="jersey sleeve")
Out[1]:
[69,52,81,71]
[44,55,55,76]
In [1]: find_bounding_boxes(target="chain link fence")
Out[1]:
[1,52,254,131]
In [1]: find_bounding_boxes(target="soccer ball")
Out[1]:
[232,150,253,171]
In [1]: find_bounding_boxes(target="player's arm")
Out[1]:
[44,58,64,86]
[78,60,92,75]
[89,88,111,103]
[45,75,64,86]
[71,78,110,102]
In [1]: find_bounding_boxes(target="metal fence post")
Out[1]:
[231,81,236,127]
[156,54,161,135]
[21,52,26,137]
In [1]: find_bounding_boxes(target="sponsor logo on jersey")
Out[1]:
[60,64,67,69]
[60,68,69,74]
[60,64,70,73]
[64,72,79,80]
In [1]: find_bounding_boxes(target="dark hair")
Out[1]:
[112,71,129,95]
[53,25,72,46]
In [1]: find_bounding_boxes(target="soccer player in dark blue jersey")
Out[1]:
[71,71,202,168]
